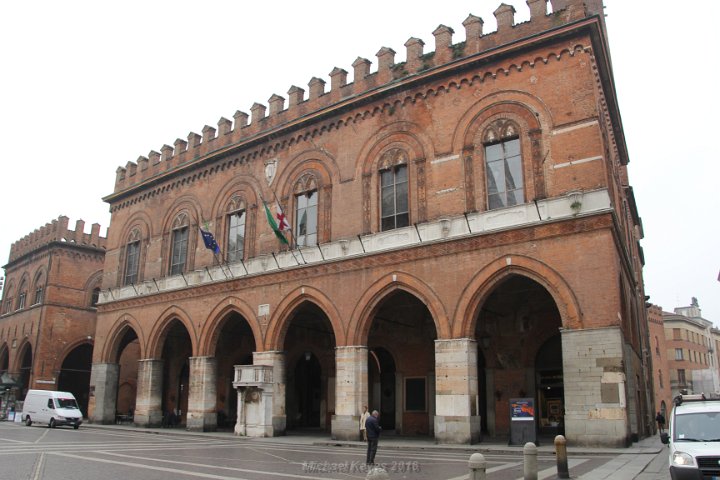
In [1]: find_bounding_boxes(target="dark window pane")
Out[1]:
[396,182,408,213]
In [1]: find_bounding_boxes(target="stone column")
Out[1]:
[562,327,629,447]
[135,358,163,427]
[331,346,368,440]
[186,356,217,432]
[252,351,286,435]
[88,363,119,424]
[434,338,481,444]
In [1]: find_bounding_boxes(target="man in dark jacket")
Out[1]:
[365,410,381,465]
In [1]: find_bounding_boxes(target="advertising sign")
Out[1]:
[510,398,534,421]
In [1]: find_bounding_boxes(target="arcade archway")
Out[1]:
[57,343,93,417]
[474,275,563,437]
[367,290,437,435]
[283,301,336,431]
[160,320,192,426]
[212,311,255,429]
[115,327,140,418]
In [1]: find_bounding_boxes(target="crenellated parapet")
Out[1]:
[8,216,107,263]
[111,0,600,194]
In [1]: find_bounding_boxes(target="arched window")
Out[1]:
[379,148,409,231]
[658,370,664,389]
[32,271,45,305]
[169,213,190,275]
[124,228,141,286]
[483,119,524,210]
[1,284,13,315]
[294,174,318,246]
[225,196,246,263]
[90,287,101,307]
[17,279,27,310]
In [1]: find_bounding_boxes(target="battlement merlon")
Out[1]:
[6,215,108,265]
[109,0,617,196]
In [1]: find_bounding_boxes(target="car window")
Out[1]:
[57,397,79,409]
[675,412,720,441]
[47,399,55,408]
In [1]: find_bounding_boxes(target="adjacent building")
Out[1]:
[0,216,106,417]
[663,299,720,399]
[86,0,651,447]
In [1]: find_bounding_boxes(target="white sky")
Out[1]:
[1,1,718,322]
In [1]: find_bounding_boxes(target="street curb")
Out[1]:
[78,423,662,457]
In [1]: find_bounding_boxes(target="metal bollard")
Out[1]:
[554,435,570,478]
[468,452,487,480]
[523,442,538,480]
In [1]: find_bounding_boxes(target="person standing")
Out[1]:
[360,405,370,441]
[656,411,666,433]
[365,410,381,465]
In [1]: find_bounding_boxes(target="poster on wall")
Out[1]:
[510,398,535,421]
[509,397,537,445]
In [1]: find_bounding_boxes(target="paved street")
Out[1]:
[0,422,667,480]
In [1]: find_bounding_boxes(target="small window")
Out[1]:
[675,348,684,361]
[658,370,664,389]
[673,328,681,340]
[47,399,54,409]
[484,138,524,209]
[677,369,686,385]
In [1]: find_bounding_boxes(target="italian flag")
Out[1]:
[264,201,289,245]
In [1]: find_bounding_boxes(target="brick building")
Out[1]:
[88,0,652,446]
[0,216,106,417]
[647,303,671,424]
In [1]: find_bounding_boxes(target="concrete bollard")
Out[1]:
[524,442,538,480]
[366,466,389,480]
[555,435,570,478]
[468,452,487,480]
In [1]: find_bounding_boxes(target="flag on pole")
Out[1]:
[264,201,289,245]
[275,202,290,232]
[199,226,220,254]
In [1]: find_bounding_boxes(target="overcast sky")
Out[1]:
[1,1,718,322]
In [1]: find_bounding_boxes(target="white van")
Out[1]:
[21,390,83,429]
[661,393,720,479]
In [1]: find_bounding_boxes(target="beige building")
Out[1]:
[663,299,720,399]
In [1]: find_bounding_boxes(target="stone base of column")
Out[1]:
[272,415,286,435]
[134,410,163,428]
[186,412,217,432]
[434,415,481,444]
[331,415,361,441]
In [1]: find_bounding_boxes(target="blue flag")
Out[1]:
[199,228,220,254]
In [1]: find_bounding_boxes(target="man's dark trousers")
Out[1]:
[366,437,378,465]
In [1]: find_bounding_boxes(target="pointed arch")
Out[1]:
[452,254,583,338]
[145,305,197,359]
[263,286,345,350]
[198,296,264,356]
[347,271,450,345]
[102,314,146,362]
